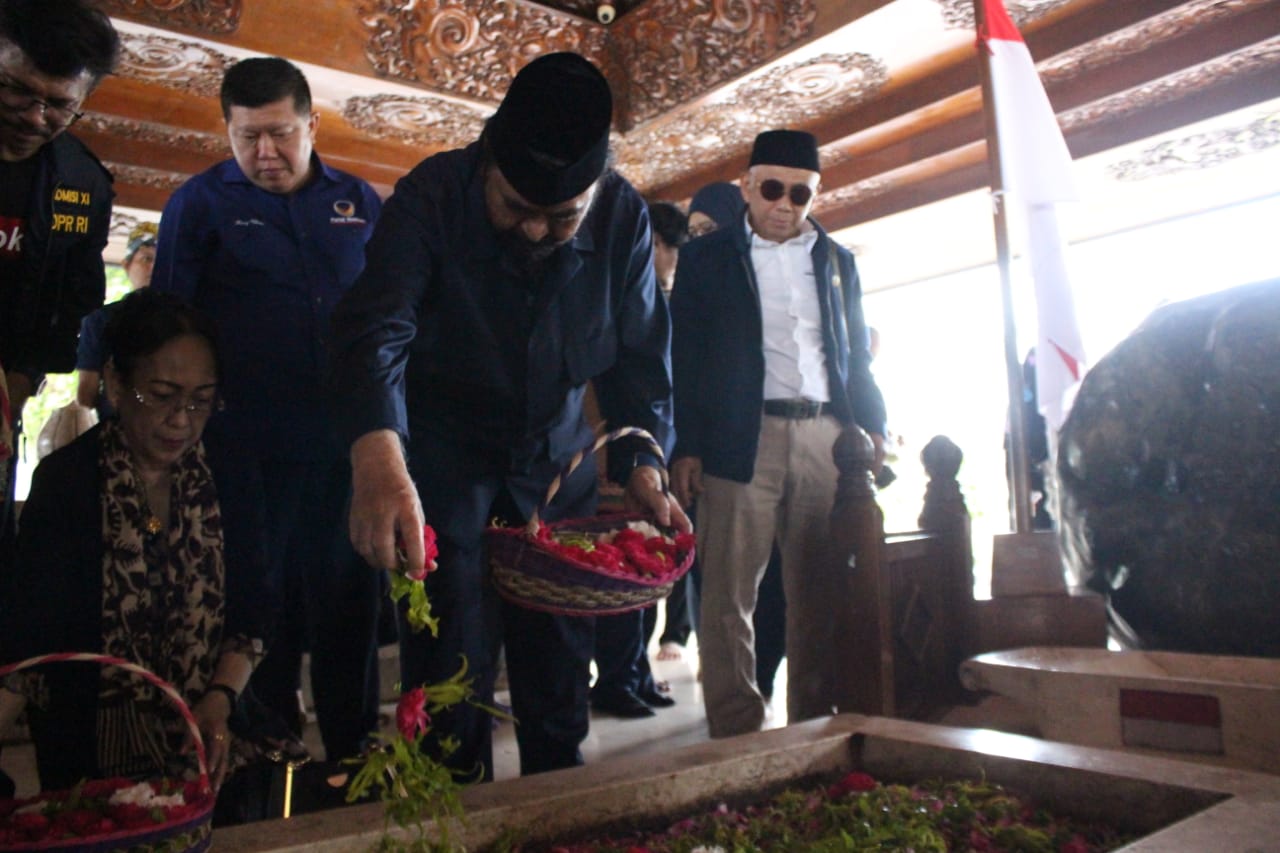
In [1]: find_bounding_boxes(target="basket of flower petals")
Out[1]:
[487,427,695,616]
[0,653,216,852]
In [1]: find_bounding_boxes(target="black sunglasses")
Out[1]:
[758,179,813,206]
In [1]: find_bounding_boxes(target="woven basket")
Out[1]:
[487,427,694,616]
[0,653,214,852]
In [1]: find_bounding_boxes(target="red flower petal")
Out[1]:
[396,686,431,740]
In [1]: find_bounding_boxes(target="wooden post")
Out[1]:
[830,424,892,716]
[918,435,976,691]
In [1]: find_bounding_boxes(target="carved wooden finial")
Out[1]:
[921,434,963,482]
[833,425,876,502]
[919,434,969,538]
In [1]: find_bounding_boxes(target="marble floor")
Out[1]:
[496,633,785,781]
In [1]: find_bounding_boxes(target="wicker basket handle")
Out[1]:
[0,652,210,791]
[527,426,666,533]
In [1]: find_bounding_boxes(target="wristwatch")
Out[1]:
[203,683,239,710]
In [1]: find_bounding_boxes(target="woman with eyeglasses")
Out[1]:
[0,288,266,799]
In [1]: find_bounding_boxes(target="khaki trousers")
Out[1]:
[697,413,848,737]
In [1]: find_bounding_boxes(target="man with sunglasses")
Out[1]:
[669,129,887,739]
[0,0,119,798]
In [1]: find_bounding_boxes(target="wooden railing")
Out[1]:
[831,429,976,721]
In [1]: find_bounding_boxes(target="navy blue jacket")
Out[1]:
[151,155,381,458]
[670,218,886,484]
[0,133,111,383]
[328,143,674,533]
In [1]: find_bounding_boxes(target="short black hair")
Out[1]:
[647,201,689,249]
[220,57,311,120]
[106,289,221,384]
[0,0,120,82]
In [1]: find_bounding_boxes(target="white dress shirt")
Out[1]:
[749,220,829,402]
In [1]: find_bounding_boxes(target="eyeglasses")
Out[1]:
[0,76,85,128]
[757,179,814,207]
[131,387,223,416]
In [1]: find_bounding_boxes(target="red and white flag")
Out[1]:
[979,0,1087,433]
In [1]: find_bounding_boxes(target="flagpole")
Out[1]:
[975,0,1032,534]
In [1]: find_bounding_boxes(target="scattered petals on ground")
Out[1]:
[496,773,1134,853]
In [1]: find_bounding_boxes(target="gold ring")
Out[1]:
[213,733,226,742]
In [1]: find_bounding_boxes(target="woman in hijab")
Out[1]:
[687,181,745,238]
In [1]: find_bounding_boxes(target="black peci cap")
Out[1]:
[748,129,821,173]
[486,52,613,206]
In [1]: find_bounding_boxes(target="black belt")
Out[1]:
[763,398,831,419]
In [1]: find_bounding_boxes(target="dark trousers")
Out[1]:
[654,571,696,648]
[593,608,651,699]
[504,599,593,774]
[754,546,786,699]
[209,440,382,762]
[400,487,595,779]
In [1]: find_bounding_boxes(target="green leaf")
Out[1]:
[389,571,438,635]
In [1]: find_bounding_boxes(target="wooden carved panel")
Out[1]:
[526,0,647,21]
[1059,38,1280,134]
[811,178,890,216]
[98,0,242,34]
[611,0,819,128]
[614,52,885,189]
[1039,0,1275,89]
[116,32,237,98]
[81,113,230,155]
[341,94,488,145]
[106,163,191,191]
[355,0,818,129]
[728,52,887,121]
[110,211,143,239]
[1109,110,1280,182]
[937,0,1072,30]
[356,0,609,103]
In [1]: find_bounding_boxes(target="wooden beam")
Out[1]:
[648,0,1198,202]
[817,50,1280,232]
[111,182,178,214]
[74,127,224,177]
[817,2,1280,195]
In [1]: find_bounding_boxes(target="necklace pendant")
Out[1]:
[145,515,163,536]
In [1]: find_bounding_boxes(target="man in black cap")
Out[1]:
[329,52,688,779]
[669,129,886,738]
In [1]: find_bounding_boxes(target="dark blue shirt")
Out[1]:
[75,301,119,418]
[152,155,381,457]
[75,303,111,373]
[328,143,673,521]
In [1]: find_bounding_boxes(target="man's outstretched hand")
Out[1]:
[349,430,434,573]
[624,465,692,533]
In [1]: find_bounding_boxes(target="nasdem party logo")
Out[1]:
[330,199,366,226]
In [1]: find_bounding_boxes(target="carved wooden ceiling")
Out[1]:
[88,0,1280,265]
